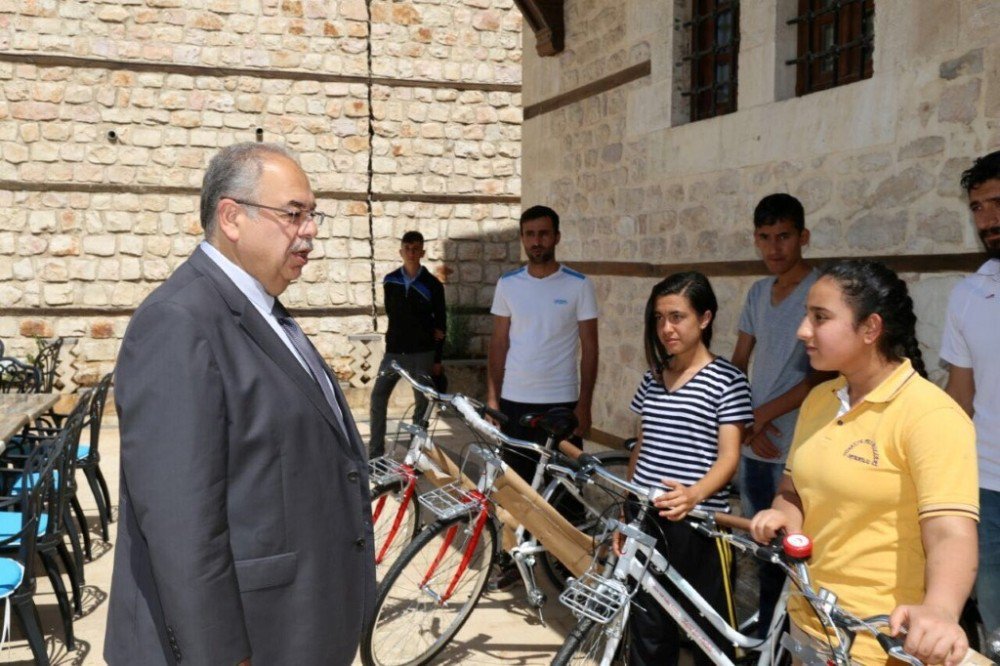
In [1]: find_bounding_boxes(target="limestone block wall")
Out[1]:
[520,0,999,441]
[0,0,523,387]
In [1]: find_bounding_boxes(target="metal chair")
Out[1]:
[1,412,88,649]
[0,445,56,665]
[76,373,115,543]
[31,337,63,393]
[0,357,41,393]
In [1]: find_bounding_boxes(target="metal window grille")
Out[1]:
[680,0,740,121]
[787,0,874,96]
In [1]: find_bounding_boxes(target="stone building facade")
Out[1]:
[0,0,523,387]
[519,0,999,444]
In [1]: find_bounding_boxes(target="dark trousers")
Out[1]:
[368,351,436,458]
[497,398,578,485]
[628,515,737,666]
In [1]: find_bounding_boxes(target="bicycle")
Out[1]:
[360,393,631,666]
[549,447,995,666]
[368,361,461,579]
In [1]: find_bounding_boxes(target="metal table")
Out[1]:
[0,393,60,453]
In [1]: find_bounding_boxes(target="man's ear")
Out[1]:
[799,228,811,247]
[216,199,242,243]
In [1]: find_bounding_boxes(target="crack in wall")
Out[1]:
[364,0,378,333]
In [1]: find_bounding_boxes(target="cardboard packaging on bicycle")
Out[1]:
[423,445,594,578]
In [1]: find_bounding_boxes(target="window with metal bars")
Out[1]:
[681,0,739,121]
[789,0,874,96]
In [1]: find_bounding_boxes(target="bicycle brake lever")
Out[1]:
[876,633,923,666]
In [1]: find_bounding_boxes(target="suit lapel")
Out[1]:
[187,250,351,450]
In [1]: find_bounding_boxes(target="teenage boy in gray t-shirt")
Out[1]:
[732,193,829,635]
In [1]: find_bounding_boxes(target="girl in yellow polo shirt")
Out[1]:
[750,259,979,666]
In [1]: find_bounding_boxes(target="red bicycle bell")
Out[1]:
[782,532,813,559]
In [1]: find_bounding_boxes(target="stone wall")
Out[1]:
[0,0,523,388]
[520,0,999,439]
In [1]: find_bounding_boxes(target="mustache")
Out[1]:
[980,225,1000,240]
[290,239,313,253]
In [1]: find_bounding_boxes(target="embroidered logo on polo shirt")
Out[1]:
[843,439,879,467]
[554,298,568,305]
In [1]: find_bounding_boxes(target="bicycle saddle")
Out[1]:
[518,407,578,441]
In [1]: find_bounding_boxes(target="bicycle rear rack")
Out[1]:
[368,456,410,488]
[418,482,481,522]
[559,572,630,624]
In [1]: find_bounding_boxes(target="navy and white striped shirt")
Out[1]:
[629,358,753,513]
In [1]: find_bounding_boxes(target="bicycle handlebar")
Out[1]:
[389,360,452,402]
[450,394,550,458]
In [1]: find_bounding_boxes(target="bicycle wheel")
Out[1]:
[372,482,421,580]
[551,613,629,666]
[362,514,498,666]
[541,450,631,590]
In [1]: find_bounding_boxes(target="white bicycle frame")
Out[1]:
[583,514,789,666]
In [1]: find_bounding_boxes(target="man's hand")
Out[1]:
[889,604,968,666]
[238,659,251,666]
[744,420,781,459]
[431,362,442,376]
[433,328,446,342]
[485,397,502,427]
[654,479,701,521]
[573,402,592,437]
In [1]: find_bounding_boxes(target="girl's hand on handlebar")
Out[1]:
[655,478,700,521]
[749,509,791,544]
[889,604,969,666]
[612,529,624,557]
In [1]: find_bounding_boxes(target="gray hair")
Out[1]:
[199,142,298,238]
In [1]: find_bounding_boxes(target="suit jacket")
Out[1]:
[105,248,376,665]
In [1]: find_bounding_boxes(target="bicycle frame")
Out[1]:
[604,515,789,665]
[369,364,451,566]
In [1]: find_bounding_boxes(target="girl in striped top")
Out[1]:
[624,272,753,666]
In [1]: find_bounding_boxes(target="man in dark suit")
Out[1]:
[106,143,375,665]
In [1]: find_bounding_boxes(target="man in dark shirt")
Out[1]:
[368,230,447,458]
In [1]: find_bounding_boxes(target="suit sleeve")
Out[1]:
[433,278,446,363]
[116,300,250,664]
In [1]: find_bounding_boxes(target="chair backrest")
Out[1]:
[31,337,63,393]
[0,357,42,394]
[82,373,113,461]
[0,445,54,590]
[36,412,85,540]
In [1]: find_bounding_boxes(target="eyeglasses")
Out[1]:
[226,198,328,227]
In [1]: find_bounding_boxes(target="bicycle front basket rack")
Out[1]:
[418,482,480,522]
[559,572,630,624]
[368,456,410,488]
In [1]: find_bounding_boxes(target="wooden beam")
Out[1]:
[513,0,565,56]
[523,61,651,120]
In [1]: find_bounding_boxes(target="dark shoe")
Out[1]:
[487,562,522,591]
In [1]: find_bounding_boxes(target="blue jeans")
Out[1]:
[978,488,1000,657]
[739,456,787,637]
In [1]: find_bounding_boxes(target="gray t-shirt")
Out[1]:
[738,269,819,463]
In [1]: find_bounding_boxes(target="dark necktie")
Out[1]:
[272,300,346,431]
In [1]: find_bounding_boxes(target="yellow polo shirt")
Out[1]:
[785,359,979,665]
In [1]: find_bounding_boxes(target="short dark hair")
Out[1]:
[960,150,1000,194]
[643,271,718,377]
[401,230,424,245]
[753,193,805,231]
[520,205,560,233]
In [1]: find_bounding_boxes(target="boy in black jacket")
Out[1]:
[369,231,446,458]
